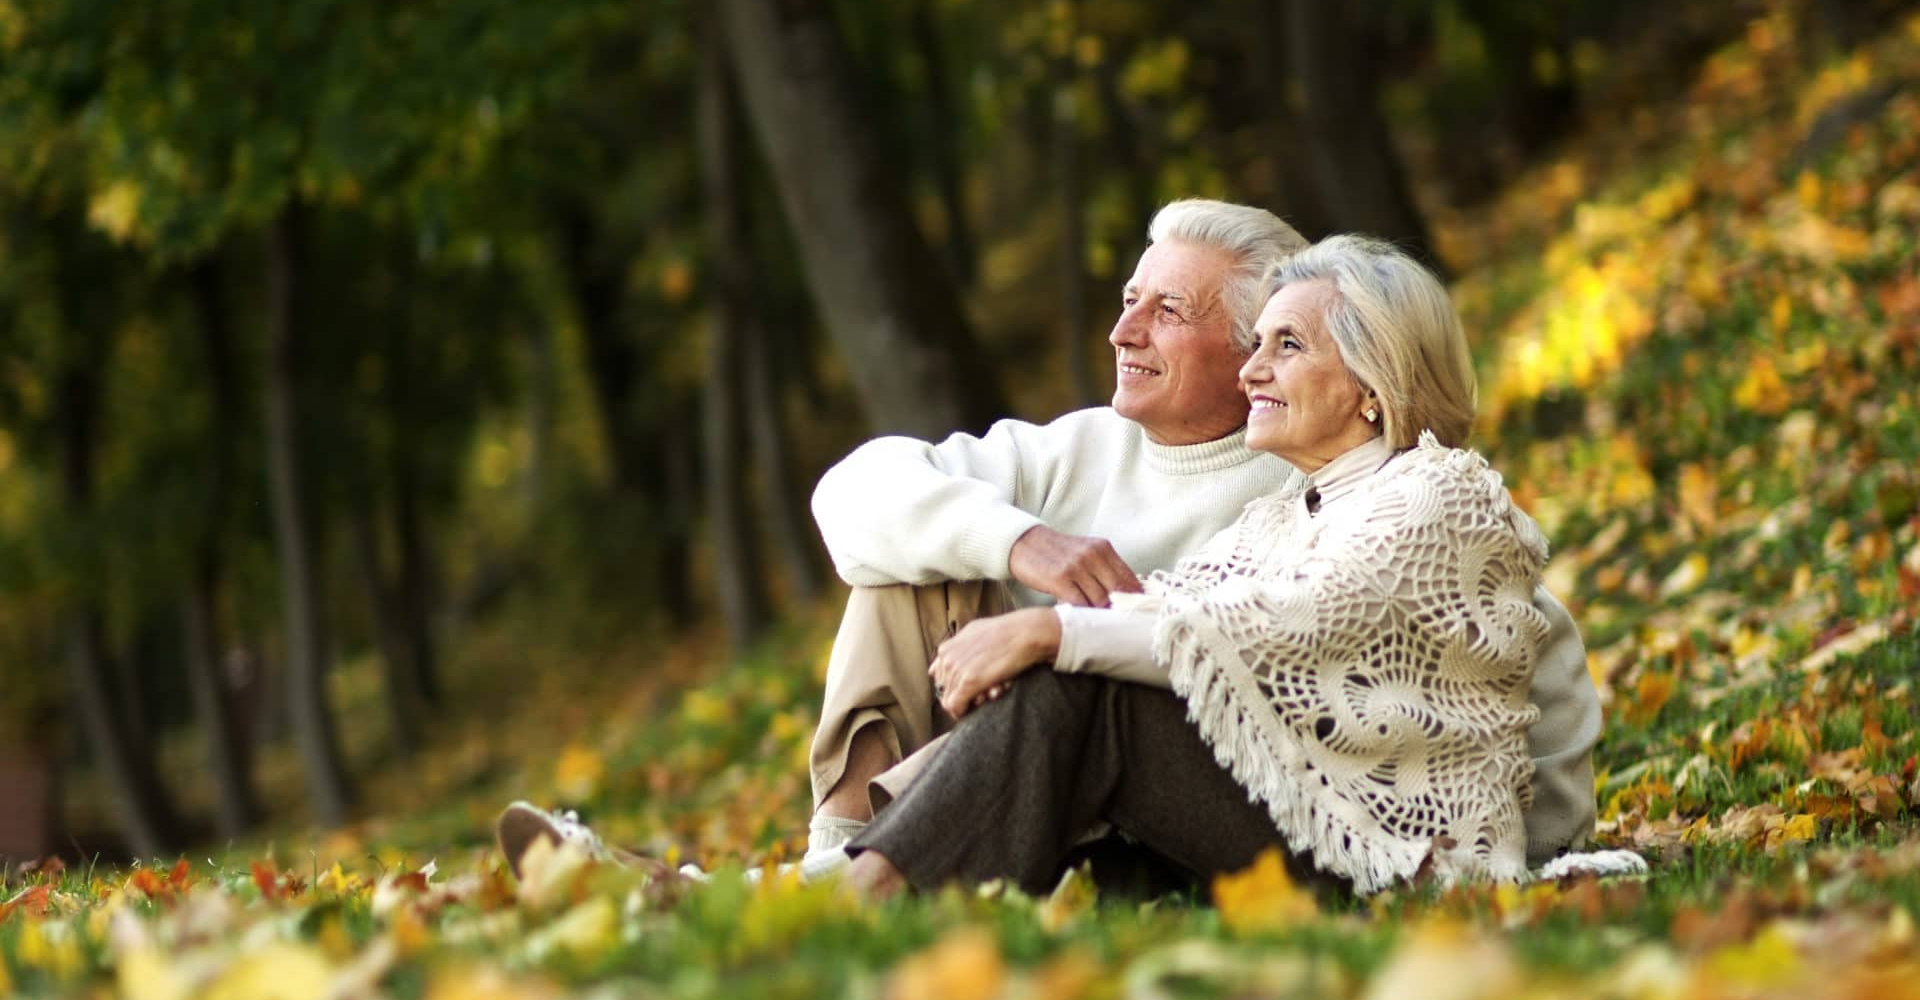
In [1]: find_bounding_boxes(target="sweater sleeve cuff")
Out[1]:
[956,506,1047,580]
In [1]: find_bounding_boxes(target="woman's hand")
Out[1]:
[930,608,1062,719]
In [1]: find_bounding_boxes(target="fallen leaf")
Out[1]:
[888,926,1005,1000]
[1212,848,1318,935]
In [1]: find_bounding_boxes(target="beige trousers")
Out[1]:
[809,582,1014,815]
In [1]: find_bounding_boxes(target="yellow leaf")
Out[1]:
[1795,172,1822,212]
[203,943,333,1000]
[1038,864,1097,933]
[889,926,1005,1000]
[1779,814,1817,843]
[112,941,174,1000]
[87,180,143,242]
[1361,920,1519,1000]
[1030,949,1102,1000]
[1659,553,1708,598]
[1705,924,1802,988]
[1733,356,1791,415]
[523,896,617,963]
[1771,293,1793,333]
[516,836,592,912]
[1676,464,1717,529]
[1212,848,1317,935]
[319,862,362,896]
[553,745,604,803]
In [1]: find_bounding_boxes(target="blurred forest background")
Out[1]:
[0,0,1907,865]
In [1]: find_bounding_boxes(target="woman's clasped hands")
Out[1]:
[928,607,1063,718]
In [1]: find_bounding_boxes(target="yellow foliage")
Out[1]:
[1361,920,1519,1000]
[1733,356,1791,415]
[87,180,143,242]
[553,744,605,802]
[1704,925,1802,989]
[1212,848,1317,935]
[523,897,617,963]
[888,926,1005,1000]
[1677,464,1717,529]
[203,943,334,1000]
[1659,553,1709,598]
[1038,864,1097,933]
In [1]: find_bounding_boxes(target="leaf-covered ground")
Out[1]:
[9,9,1920,998]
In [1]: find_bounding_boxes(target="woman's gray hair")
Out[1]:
[1148,199,1308,353]
[1270,235,1477,448]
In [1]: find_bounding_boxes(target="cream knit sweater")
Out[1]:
[813,409,1599,862]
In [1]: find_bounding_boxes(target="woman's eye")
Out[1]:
[1282,337,1302,350]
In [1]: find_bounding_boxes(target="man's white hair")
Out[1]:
[1269,234,1478,449]
[1147,199,1308,352]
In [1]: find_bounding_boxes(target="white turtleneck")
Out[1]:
[812,407,1302,603]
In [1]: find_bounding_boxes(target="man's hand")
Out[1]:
[930,608,1062,719]
[1008,525,1142,607]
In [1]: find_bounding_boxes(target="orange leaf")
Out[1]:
[0,884,52,924]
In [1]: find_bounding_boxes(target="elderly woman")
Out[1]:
[842,235,1549,898]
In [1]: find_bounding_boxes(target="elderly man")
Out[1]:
[803,199,1601,878]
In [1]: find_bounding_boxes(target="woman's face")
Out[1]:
[1239,282,1378,472]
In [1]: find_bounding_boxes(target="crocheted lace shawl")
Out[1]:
[1140,434,1549,894]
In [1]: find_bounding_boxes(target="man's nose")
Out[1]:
[1109,304,1148,347]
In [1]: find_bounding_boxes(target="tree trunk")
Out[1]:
[263,210,354,826]
[719,0,1006,439]
[909,0,976,290]
[385,300,442,708]
[1242,0,1338,240]
[742,327,824,605]
[184,259,262,838]
[57,353,179,856]
[656,409,700,628]
[556,204,642,492]
[351,508,422,757]
[698,19,774,649]
[1280,0,1443,275]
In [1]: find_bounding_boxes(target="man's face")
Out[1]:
[1108,240,1250,446]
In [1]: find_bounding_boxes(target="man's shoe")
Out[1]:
[495,801,611,880]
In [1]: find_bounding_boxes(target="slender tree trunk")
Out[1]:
[556,204,641,492]
[263,210,354,826]
[719,0,1006,439]
[698,20,774,649]
[351,508,421,757]
[1280,0,1443,274]
[385,302,441,707]
[57,354,179,856]
[1244,0,1338,239]
[181,258,262,836]
[742,328,824,604]
[656,412,700,628]
[909,0,976,289]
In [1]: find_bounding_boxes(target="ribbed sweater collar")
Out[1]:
[1142,424,1264,475]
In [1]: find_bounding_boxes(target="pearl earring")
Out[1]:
[1364,407,1379,423]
